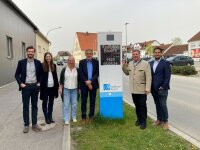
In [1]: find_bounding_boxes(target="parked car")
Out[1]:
[166,55,194,66]
[57,60,64,65]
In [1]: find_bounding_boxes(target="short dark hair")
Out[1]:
[26,46,36,52]
[153,47,163,53]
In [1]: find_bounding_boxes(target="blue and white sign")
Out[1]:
[98,32,123,119]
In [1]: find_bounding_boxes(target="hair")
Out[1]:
[26,46,36,53]
[132,50,140,54]
[42,52,55,72]
[153,47,163,53]
[85,49,93,54]
[67,55,75,68]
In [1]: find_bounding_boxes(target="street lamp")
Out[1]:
[125,22,129,63]
[46,27,62,37]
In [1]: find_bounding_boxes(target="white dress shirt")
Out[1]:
[64,67,78,89]
[48,72,54,87]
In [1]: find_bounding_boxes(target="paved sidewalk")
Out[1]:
[0,82,70,150]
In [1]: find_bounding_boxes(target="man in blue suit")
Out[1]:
[79,49,99,125]
[15,46,43,133]
[149,47,171,130]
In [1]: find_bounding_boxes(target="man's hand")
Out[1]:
[20,83,26,88]
[145,91,150,94]
[88,84,93,90]
[85,80,92,86]
[59,86,63,96]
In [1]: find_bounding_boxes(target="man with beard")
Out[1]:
[149,47,171,130]
[15,46,43,133]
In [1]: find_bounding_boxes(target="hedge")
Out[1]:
[171,66,197,75]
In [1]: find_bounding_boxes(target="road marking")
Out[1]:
[124,98,200,149]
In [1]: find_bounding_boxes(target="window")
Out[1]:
[107,34,114,41]
[38,45,41,53]
[22,42,26,58]
[191,43,195,48]
[6,36,13,58]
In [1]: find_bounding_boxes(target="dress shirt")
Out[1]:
[47,72,54,87]
[153,58,161,73]
[87,60,93,80]
[26,59,36,83]
[64,67,78,89]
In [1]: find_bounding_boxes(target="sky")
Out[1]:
[12,0,200,56]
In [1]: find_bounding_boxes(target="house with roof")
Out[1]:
[187,31,200,61]
[163,44,188,57]
[72,32,98,63]
[133,40,160,57]
[0,0,49,86]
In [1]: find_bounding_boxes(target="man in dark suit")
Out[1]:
[79,49,99,125]
[149,47,171,130]
[15,46,43,133]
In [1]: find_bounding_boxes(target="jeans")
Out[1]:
[151,89,168,122]
[63,88,77,122]
[42,87,54,120]
[22,85,39,126]
[132,94,147,124]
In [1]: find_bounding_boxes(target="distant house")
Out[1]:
[133,40,160,57]
[0,0,38,86]
[187,31,200,61]
[72,32,98,63]
[163,44,188,57]
[36,31,50,62]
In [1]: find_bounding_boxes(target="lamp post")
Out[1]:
[125,22,129,63]
[46,27,62,37]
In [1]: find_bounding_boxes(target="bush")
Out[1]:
[171,66,197,75]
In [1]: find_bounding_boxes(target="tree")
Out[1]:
[171,37,183,45]
[145,44,154,57]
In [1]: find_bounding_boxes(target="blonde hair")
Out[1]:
[67,55,75,68]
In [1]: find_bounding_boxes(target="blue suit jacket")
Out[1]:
[15,58,43,91]
[79,58,99,89]
[149,59,171,91]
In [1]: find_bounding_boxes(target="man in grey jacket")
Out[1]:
[123,50,151,129]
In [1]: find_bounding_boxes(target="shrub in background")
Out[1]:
[171,66,197,75]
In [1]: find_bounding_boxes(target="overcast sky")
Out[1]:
[12,0,200,55]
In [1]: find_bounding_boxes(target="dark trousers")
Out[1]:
[22,85,39,126]
[42,87,54,120]
[151,89,168,122]
[132,94,147,124]
[81,85,97,119]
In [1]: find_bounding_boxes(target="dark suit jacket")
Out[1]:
[79,58,99,89]
[15,58,43,91]
[40,64,59,100]
[149,58,171,91]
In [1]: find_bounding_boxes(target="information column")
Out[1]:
[98,32,123,119]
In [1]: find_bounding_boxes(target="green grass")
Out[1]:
[71,92,198,150]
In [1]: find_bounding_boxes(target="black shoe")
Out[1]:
[49,117,55,123]
[45,118,51,124]
[140,123,146,130]
[135,120,140,126]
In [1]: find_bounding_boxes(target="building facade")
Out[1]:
[188,31,200,61]
[72,32,98,63]
[0,0,38,86]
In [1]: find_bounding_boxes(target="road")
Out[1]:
[123,73,200,142]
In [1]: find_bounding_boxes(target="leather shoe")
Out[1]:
[49,117,55,123]
[82,119,86,125]
[135,120,140,126]
[140,123,146,130]
[23,126,29,133]
[45,118,51,124]
[32,124,42,132]
[89,118,93,124]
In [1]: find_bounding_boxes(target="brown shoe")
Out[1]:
[89,118,93,124]
[152,120,162,126]
[32,124,42,132]
[162,122,169,130]
[82,119,86,125]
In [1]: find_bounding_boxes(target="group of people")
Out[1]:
[15,46,99,133]
[15,45,170,133]
[123,47,171,130]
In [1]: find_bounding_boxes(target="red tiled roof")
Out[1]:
[76,32,97,51]
[163,44,188,56]
[188,31,200,42]
[155,44,173,53]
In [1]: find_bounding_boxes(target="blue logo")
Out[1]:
[103,84,110,90]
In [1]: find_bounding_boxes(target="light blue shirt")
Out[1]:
[153,58,161,73]
[87,60,93,80]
